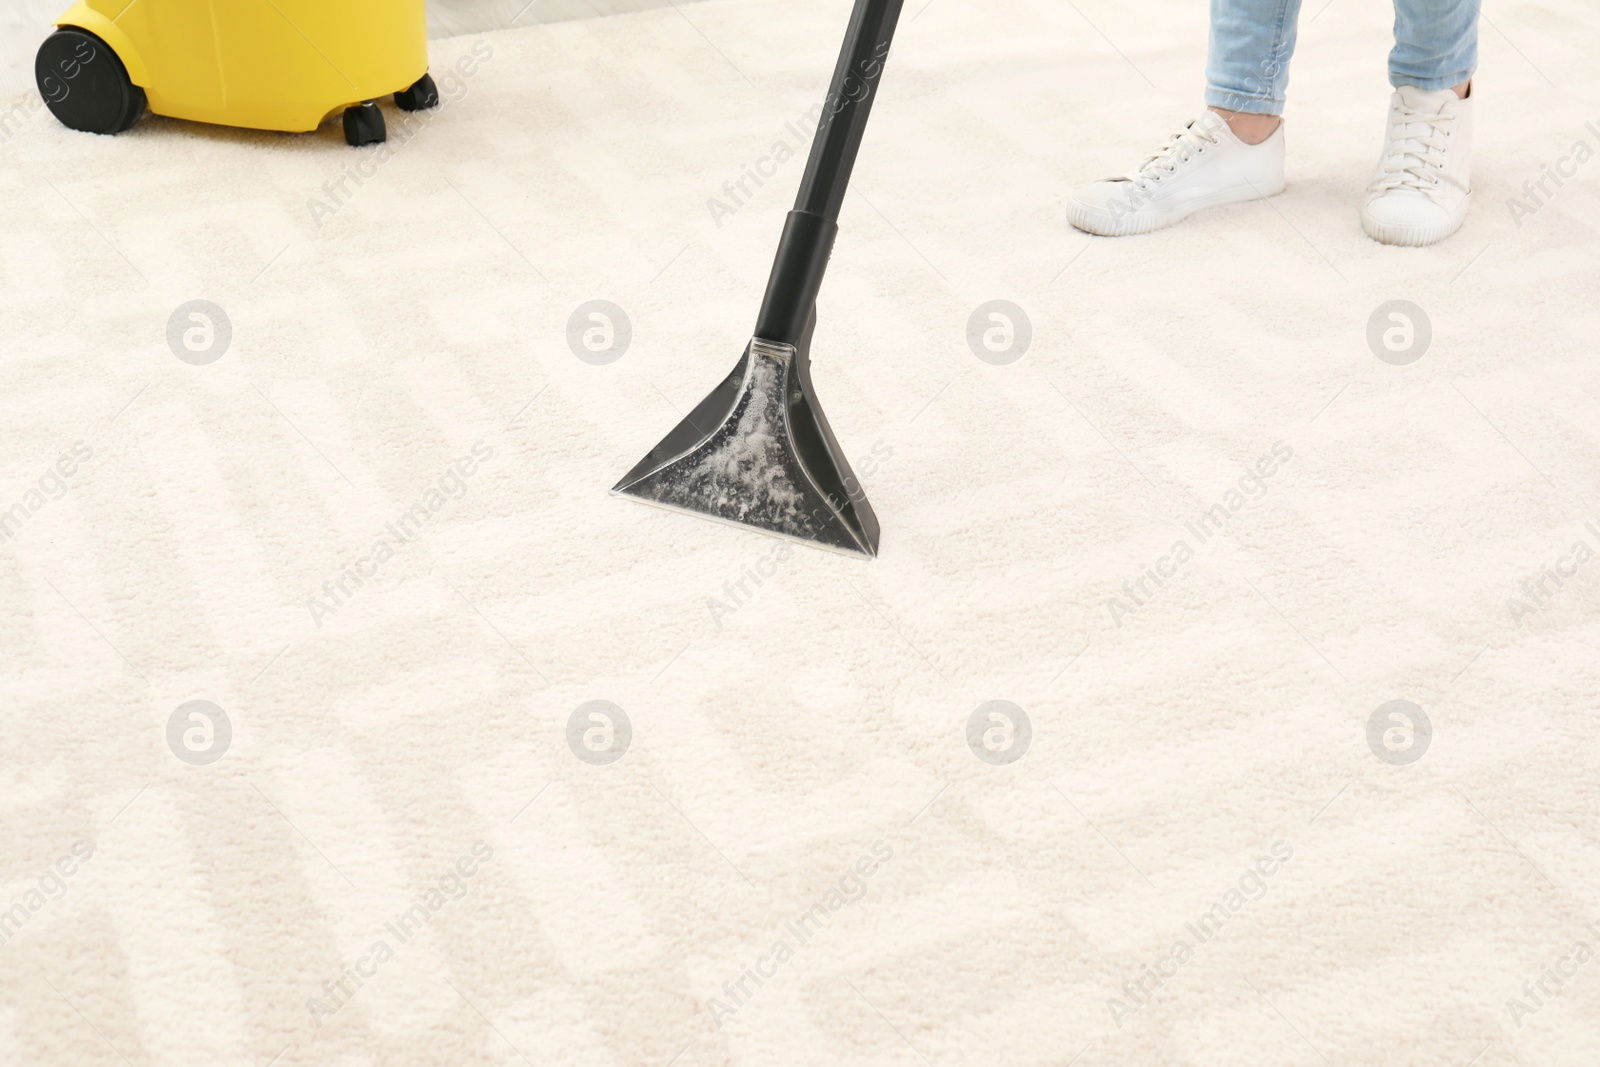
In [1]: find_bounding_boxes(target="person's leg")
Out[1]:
[1066,0,1298,236]
[1360,0,1481,245]
[1206,0,1303,143]
[1389,0,1478,94]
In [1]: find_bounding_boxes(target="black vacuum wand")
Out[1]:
[613,0,904,557]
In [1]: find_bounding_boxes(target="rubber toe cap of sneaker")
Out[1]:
[1362,192,1464,245]
[1068,180,1136,234]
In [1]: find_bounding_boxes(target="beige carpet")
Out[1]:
[2,0,1599,1064]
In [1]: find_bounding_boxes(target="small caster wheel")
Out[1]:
[394,72,439,112]
[342,101,386,147]
[35,28,145,135]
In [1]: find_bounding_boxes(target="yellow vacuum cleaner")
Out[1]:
[35,0,438,145]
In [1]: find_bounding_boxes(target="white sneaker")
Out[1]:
[1067,111,1286,236]
[1361,84,1472,246]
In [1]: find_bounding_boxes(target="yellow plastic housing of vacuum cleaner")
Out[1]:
[53,0,427,132]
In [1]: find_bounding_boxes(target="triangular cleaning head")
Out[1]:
[613,339,879,557]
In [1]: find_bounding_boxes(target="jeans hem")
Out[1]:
[1391,70,1475,92]
[1204,88,1284,115]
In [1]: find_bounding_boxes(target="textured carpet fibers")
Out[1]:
[1,0,1599,1064]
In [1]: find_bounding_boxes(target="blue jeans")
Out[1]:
[1206,0,1479,115]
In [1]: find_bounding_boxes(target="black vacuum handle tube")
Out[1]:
[794,0,903,222]
[754,0,904,347]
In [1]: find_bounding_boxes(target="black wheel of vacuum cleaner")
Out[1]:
[394,72,439,112]
[35,28,145,135]
[342,101,386,147]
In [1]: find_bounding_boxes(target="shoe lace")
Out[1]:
[1130,122,1221,190]
[1374,99,1457,195]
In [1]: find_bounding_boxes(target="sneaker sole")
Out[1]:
[1360,209,1468,247]
[1066,178,1287,237]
